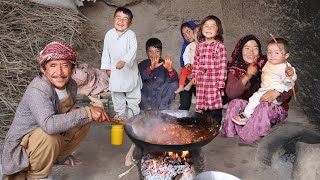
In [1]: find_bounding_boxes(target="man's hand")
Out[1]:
[285,66,294,77]
[260,90,280,103]
[88,106,110,122]
[150,55,163,70]
[116,60,126,70]
[163,54,173,71]
[88,96,104,108]
[106,70,111,77]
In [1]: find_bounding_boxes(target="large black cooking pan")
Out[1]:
[124,110,220,152]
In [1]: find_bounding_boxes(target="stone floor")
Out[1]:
[49,95,312,180]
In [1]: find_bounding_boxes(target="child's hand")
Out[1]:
[106,70,111,77]
[285,67,294,77]
[116,60,126,70]
[185,63,192,71]
[187,74,192,80]
[191,78,197,85]
[163,54,173,71]
[150,56,163,70]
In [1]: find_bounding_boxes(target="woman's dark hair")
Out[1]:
[146,38,162,51]
[180,22,193,33]
[237,34,262,61]
[114,7,133,21]
[198,15,224,42]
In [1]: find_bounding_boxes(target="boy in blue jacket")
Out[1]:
[138,38,179,110]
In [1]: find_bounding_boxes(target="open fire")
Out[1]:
[123,110,218,179]
[141,151,195,179]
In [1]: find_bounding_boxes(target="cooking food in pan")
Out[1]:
[144,122,212,145]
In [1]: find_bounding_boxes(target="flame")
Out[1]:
[167,151,189,160]
[168,152,179,159]
[181,150,189,158]
[142,151,194,176]
[167,152,172,158]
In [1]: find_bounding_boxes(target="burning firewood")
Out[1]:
[141,151,195,179]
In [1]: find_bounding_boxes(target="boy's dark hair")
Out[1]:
[268,38,290,53]
[180,22,194,33]
[198,15,224,42]
[114,7,133,21]
[146,38,162,51]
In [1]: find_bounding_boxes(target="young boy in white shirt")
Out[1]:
[101,7,141,120]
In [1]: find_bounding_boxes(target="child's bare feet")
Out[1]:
[175,85,185,94]
[184,81,194,91]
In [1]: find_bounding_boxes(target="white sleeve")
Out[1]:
[183,44,191,65]
[122,31,137,67]
[100,33,111,70]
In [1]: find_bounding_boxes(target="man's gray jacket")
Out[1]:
[1,76,90,175]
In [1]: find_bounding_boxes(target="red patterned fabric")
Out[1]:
[37,41,77,67]
[192,40,227,110]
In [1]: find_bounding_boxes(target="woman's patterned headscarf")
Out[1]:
[37,41,77,67]
[227,34,266,79]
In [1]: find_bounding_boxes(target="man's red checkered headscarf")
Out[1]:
[37,41,77,67]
